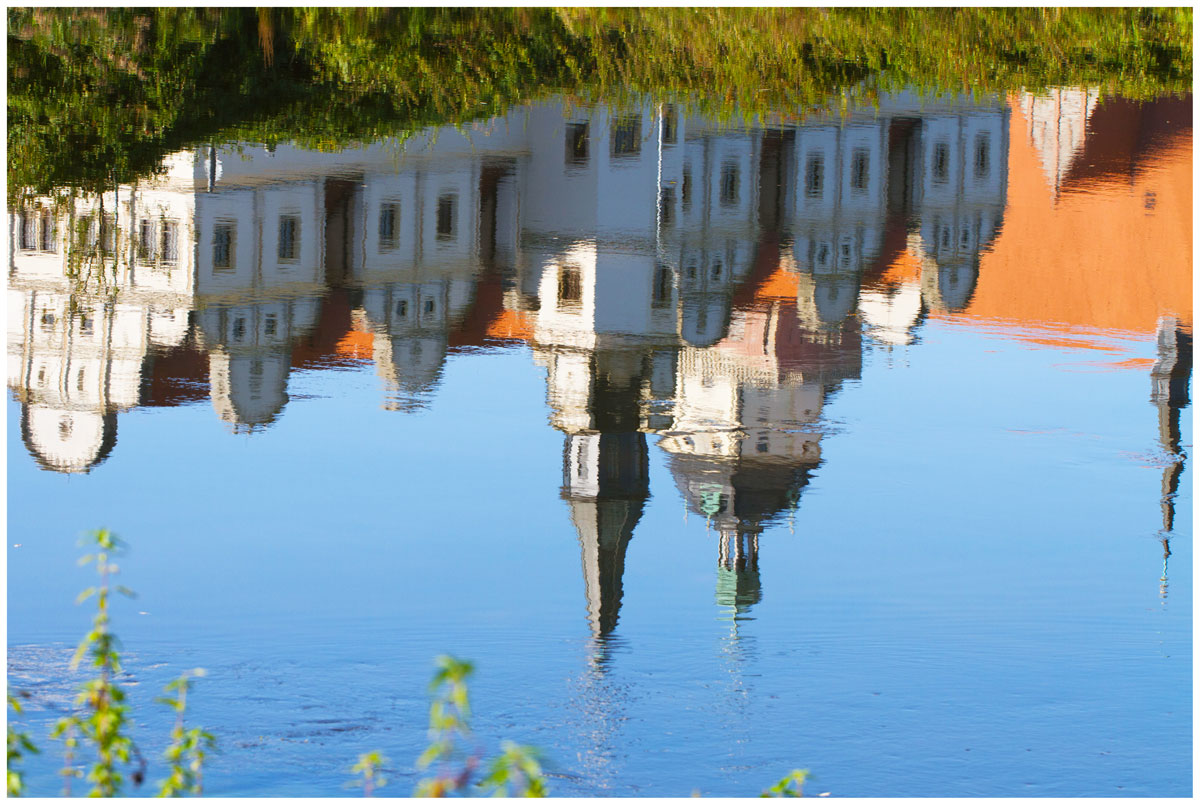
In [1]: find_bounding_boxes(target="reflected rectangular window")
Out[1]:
[652,263,673,309]
[851,149,869,192]
[379,203,398,251]
[101,214,116,255]
[681,166,692,212]
[565,122,589,167]
[80,315,94,336]
[160,220,178,264]
[278,215,299,262]
[213,222,235,270]
[424,298,436,315]
[264,314,278,337]
[974,134,990,180]
[138,219,154,263]
[661,105,678,145]
[436,194,457,242]
[610,115,641,158]
[932,142,950,183]
[720,162,740,207]
[232,317,246,342]
[557,265,582,312]
[40,210,56,252]
[659,186,676,228]
[395,299,408,318]
[805,154,824,198]
[19,212,36,250]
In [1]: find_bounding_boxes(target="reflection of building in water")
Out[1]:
[1150,316,1191,597]
[1020,87,1101,197]
[8,161,197,470]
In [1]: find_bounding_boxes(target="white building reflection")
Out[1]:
[10,90,1012,631]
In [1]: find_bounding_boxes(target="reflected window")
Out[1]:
[160,221,179,264]
[974,134,990,179]
[138,220,154,264]
[101,214,116,255]
[805,154,824,198]
[40,210,56,252]
[19,212,36,250]
[711,260,723,281]
[611,115,641,158]
[558,265,582,312]
[960,226,972,250]
[720,162,739,207]
[659,186,676,227]
[840,239,853,269]
[652,263,673,309]
[379,203,399,251]
[232,317,246,342]
[686,260,697,280]
[681,165,692,211]
[940,225,951,250]
[851,149,870,192]
[436,194,457,242]
[395,299,408,318]
[815,242,830,268]
[80,316,94,336]
[77,368,86,392]
[39,310,56,332]
[661,105,678,145]
[932,142,950,184]
[264,314,278,337]
[278,215,299,262]
[566,122,589,167]
[213,222,235,270]
[424,299,436,315]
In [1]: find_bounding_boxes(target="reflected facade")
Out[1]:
[11,88,1188,639]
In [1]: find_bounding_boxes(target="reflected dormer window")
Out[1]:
[566,122,589,167]
[805,154,824,198]
[278,215,299,262]
[851,149,870,192]
[974,134,991,179]
[436,194,457,242]
[611,114,641,159]
[379,203,399,251]
[213,222,235,270]
[720,162,739,207]
[932,142,950,184]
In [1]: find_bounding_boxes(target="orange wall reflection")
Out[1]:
[938,95,1192,337]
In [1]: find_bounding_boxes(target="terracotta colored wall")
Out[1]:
[940,96,1192,337]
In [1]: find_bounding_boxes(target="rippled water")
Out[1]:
[7,88,1192,796]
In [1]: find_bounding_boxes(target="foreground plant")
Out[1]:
[410,655,546,797]
[762,769,810,797]
[51,529,142,796]
[156,669,216,797]
[7,692,38,796]
[350,751,389,797]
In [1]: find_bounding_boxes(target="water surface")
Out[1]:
[7,87,1192,796]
